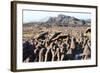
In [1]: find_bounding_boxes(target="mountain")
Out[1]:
[23,14,91,27]
[46,14,90,26]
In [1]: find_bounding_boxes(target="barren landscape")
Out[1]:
[23,14,91,62]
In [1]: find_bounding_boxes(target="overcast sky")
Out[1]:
[23,10,91,23]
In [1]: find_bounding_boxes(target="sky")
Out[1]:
[23,10,91,23]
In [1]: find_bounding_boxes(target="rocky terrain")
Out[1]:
[23,14,91,27]
[23,14,91,62]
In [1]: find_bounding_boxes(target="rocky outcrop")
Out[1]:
[23,14,91,27]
